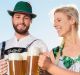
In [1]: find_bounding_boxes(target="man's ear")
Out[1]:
[30,20,32,24]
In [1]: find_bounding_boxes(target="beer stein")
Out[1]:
[27,47,40,75]
[21,52,28,75]
[9,53,24,75]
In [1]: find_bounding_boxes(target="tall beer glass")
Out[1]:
[9,53,24,75]
[21,52,28,75]
[27,47,40,75]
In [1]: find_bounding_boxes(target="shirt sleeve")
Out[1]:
[28,39,48,53]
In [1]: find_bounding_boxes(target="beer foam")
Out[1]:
[28,47,40,56]
[9,53,23,60]
[21,52,28,60]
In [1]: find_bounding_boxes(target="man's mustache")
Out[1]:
[16,23,26,26]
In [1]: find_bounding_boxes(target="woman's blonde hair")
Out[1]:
[54,6,79,31]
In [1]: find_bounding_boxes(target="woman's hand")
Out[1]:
[0,59,8,75]
[38,52,52,71]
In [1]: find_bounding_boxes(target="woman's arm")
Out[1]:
[47,62,80,75]
[38,51,80,75]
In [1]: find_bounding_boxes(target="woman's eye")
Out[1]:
[58,19,61,22]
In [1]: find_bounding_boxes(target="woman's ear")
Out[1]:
[69,16,76,25]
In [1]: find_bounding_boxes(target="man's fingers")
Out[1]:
[0,59,8,75]
[0,68,8,75]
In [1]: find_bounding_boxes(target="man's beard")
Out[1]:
[13,23,30,34]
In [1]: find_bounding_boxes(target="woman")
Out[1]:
[38,6,80,75]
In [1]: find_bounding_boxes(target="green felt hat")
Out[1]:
[8,1,36,18]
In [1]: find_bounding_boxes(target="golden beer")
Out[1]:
[9,53,28,75]
[27,56,39,75]
[27,47,40,75]
[9,60,24,75]
[21,52,28,75]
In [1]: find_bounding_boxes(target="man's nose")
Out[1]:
[20,18,24,24]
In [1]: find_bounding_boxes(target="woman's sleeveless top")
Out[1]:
[52,46,80,72]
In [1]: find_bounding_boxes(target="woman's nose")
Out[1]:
[54,22,58,27]
[54,21,60,27]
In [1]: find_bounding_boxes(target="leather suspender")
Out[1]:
[1,41,6,59]
[26,39,38,49]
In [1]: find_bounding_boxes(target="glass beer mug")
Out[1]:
[21,52,28,75]
[9,53,28,75]
[27,47,40,75]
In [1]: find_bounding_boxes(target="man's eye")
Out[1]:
[16,16,20,18]
[24,17,29,19]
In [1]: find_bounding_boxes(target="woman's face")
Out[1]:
[54,12,72,37]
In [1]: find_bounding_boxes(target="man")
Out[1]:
[0,1,48,75]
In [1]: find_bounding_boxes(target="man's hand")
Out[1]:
[0,59,8,75]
